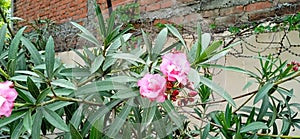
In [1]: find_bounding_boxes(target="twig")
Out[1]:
[0,7,14,37]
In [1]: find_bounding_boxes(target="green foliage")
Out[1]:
[0,1,300,138]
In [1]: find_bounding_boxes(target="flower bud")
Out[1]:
[188,91,198,97]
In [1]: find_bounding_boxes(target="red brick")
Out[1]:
[220,5,244,16]
[161,0,174,9]
[201,9,219,18]
[140,0,159,6]
[249,10,276,21]
[245,1,272,12]
[184,13,201,22]
[146,3,161,12]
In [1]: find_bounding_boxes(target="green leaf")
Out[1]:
[196,23,202,59]
[111,53,146,64]
[23,110,33,134]
[201,33,211,53]
[0,24,7,53]
[142,30,152,59]
[107,11,116,34]
[45,36,55,79]
[32,108,43,139]
[15,70,39,77]
[161,100,183,129]
[103,56,117,71]
[21,37,42,65]
[243,80,255,91]
[253,82,273,104]
[51,79,76,90]
[165,24,186,48]
[71,22,100,46]
[111,89,139,99]
[70,123,83,139]
[257,95,269,121]
[37,88,51,103]
[107,33,132,53]
[188,68,200,88]
[41,107,69,132]
[199,76,236,107]
[152,28,168,60]
[11,119,25,139]
[106,76,137,83]
[0,109,27,127]
[94,0,107,37]
[46,101,74,111]
[90,55,105,74]
[106,99,133,138]
[240,122,268,133]
[90,116,104,139]
[70,105,84,128]
[82,99,122,136]
[225,104,232,128]
[201,123,210,139]
[203,64,257,78]
[198,40,222,62]
[27,77,40,99]
[8,27,26,60]
[16,88,36,103]
[161,41,182,54]
[281,118,290,134]
[11,75,43,83]
[59,68,91,77]
[76,80,128,96]
[141,104,157,132]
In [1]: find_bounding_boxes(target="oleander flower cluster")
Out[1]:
[0,81,18,117]
[138,52,197,103]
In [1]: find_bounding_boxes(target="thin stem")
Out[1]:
[181,90,256,107]
[233,91,257,113]
[55,96,103,106]
[36,96,104,107]
[0,67,9,79]
[77,74,98,87]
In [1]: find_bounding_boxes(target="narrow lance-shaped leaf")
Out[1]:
[253,82,273,104]
[27,77,40,99]
[111,53,146,64]
[152,28,168,60]
[94,0,107,37]
[69,123,83,139]
[23,110,33,134]
[240,122,268,133]
[0,110,27,127]
[51,79,76,90]
[32,108,43,139]
[106,99,133,138]
[199,76,236,107]
[161,100,183,129]
[165,24,186,48]
[21,37,42,65]
[90,55,105,74]
[45,36,55,79]
[196,23,202,59]
[71,22,100,47]
[0,24,7,54]
[142,30,152,60]
[41,107,70,132]
[8,26,26,60]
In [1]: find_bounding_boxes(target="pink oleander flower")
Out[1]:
[137,74,166,102]
[160,52,190,85]
[0,81,18,117]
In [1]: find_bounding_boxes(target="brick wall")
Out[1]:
[13,0,300,50]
